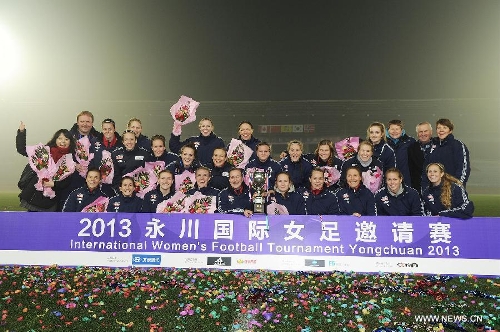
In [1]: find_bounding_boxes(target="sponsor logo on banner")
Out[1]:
[397,262,419,268]
[305,259,325,267]
[280,259,298,269]
[132,254,161,266]
[106,256,130,264]
[236,259,257,265]
[328,260,350,268]
[184,257,204,265]
[207,257,232,266]
[375,261,393,268]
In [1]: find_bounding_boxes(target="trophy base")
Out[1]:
[253,202,265,214]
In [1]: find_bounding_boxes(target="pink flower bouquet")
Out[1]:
[125,163,159,198]
[149,161,166,179]
[156,191,187,213]
[362,166,383,194]
[75,136,95,178]
[266,202,289,215]
[175,170,196,194]
[185,191,217,214]
[321,166,341,188]
[99,150,114,185]
[335,137,360,161]
[27,144,75,198]
[170,95,199,136]
[82,196,109,212]
[227,138,253,169]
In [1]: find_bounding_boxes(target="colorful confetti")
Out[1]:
[0,266,498,331]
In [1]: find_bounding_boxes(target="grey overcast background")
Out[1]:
[0,0,499,192]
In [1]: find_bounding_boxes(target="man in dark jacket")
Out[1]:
[408,121,433,194]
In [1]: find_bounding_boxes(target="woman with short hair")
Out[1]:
[422,118,471,190]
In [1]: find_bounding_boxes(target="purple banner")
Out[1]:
[0,212,499,259]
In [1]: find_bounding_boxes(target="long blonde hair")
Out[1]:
[426,163,462,209]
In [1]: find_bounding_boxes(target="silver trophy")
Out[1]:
[252,170,266,214]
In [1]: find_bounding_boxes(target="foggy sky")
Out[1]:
[1,0,499,193]
[1,0,499,101]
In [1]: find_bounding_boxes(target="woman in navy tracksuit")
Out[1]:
[207,147,232,191]
[340,141,384,190]
[236,121,261,160]
[218,168,253,217]
[165,143,200,175]
[107,176,143,212]
[186,166,220,211]
[142,170,175,213]
[375,168,422,216]
[336,166,376,216]
[127,118,152,153]
[245,142,282,193]
[267,172,306,215]
[146,134,180,166]
[63,169,108,212]
[422,163,474,219]
[366,122,396,172]
[300,168,340,215]
[303,139,343,192]
[421,118,470,190]
[279,140,313,191]
[386,119,416,187]
[111,130,150,187]
[169,117,225,166]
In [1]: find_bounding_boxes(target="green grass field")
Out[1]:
[1,192,499,216]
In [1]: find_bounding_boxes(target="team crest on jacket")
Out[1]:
[228,195,234,203]
[77,193,84,202]
[342,193,350,202]
[150,194,157,202]
[116,154,123,160]
[222,172,229,177]
[302,191,310,199]
[427,194,434,203]
[194,141,200,149]
[283,164,289,171]
[381,195,390,206]
[94,142,101,150]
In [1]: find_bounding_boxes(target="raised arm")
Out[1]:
[16,121,28,157]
